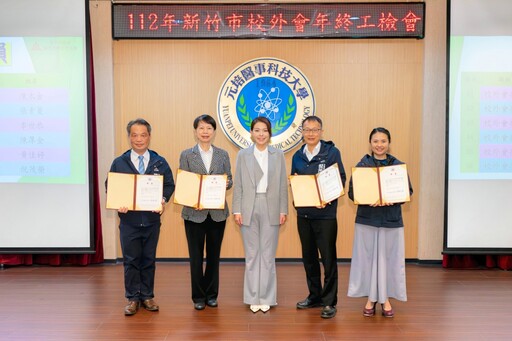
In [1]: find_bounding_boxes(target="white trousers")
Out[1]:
[241,194,279,305]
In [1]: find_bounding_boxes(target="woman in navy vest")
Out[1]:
[347,127,413,318]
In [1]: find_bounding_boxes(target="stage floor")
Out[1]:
[0,262,511,340]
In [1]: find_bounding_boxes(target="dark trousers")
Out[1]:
[297,216,338,306]
[184,215,226,303]
[119,221,160,302]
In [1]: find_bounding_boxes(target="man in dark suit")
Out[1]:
[291,116,346,319]
[107,118,175,315]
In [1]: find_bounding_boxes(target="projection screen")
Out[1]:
[0,0,94,253]
[445,0,512,253]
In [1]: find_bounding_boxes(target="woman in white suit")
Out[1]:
[232,116,288,313]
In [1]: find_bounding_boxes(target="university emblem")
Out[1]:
[217,57,315,153]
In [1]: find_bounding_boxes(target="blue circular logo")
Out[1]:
[218,57,315,152]
[237,77,295,137]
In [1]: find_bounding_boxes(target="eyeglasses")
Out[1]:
[302,128,322,134]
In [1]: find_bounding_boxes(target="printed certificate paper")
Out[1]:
[289,163,344,207]
[174,169,227,209]
[106,172,163,211]
[352,164,410,205]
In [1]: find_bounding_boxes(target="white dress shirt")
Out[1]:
[131,150,149,173]
[254,147,268,193]
[198,144,213,173]
[304,142,321,161]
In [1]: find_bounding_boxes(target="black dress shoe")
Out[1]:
[206,299,218,307]
[194,302,206,310]
[321,305,337,319]
[296,298,323,309]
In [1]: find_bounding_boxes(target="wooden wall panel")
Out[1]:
[113,38,423,259]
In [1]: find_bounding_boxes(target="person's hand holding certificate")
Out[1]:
[352,164,410,205]
[173,169,227,209]
[197,174,227,209]
[106,172,164,211]
[290,164,344,207]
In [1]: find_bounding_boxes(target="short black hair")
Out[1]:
[369,127,391,143]
[126,118,151,135]
[193,114,217,130]
[301,116,323,128]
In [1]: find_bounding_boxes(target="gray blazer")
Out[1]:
[179,145,233,223]
[232,145,288,226]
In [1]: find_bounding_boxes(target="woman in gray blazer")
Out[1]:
[232,117,288,313]
[179,114,233,311]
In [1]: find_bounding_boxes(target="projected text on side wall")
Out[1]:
[0,37,86,184]
[460,76,512,173]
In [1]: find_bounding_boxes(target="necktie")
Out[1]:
[138,155,145,174]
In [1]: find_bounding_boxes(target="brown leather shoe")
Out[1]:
[124,301,139,316]
[142,299,159,311]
